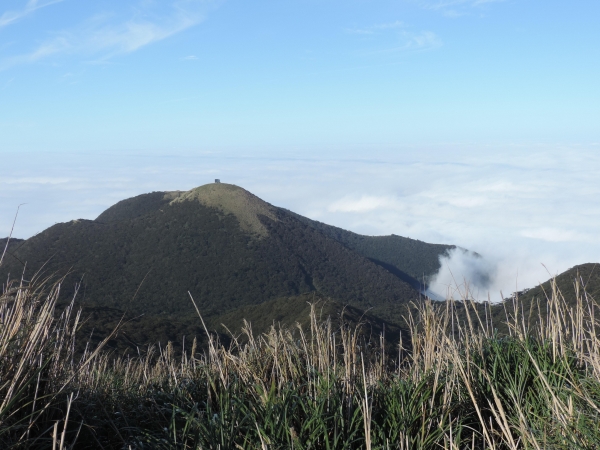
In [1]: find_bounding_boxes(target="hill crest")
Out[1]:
[170,183,277,236]
[1,183,462,347]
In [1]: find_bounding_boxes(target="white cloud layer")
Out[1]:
[2,145,599,302]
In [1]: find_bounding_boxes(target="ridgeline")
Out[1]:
[0,183,455,349]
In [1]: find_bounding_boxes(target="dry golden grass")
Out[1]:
[1,267,599,448]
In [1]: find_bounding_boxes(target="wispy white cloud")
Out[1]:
[0,37,69,70]
[328,195,397,213]
[371,30,442,54]
[374,21,405,30]
[182,55,197,60]
[0,0,64,29]
[347,20,442,53]
[2,77,15,89]
[346,28,375,36]
[416,0,506,17]
[519,227,590,243]
[423,0,505,9]
[396,30,442,51]
[1,176,71,185]
[346,21,405,35]
[0,1,212,71]
[85,10,200,57]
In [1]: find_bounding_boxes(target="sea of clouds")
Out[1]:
[2,144,599,302]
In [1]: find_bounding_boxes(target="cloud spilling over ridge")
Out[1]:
[426,248,495,300]
[425,243,577,303]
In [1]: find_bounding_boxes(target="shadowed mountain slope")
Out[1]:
[68,293,406,356]
[515,263,600,303]
[0,238,25,282]
[286,211,454,287]
[0,237,24,255]
[208,292,403,340]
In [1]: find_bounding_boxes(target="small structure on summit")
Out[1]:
[215,179,221,183]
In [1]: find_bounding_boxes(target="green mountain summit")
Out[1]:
[1,182,455,348]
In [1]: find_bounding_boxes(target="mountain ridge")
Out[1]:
[0,183,453,347]
[3,184,598,349]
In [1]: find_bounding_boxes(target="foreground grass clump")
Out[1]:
[1,276,600,449]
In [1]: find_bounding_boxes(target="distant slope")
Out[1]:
[462,263,600,337]
[100,192,453,288]
[0,237,25,254]
[510,263,600,308]
[286,212,453,286]
[208,292,403,340]
[96,191,180,223]
[0,238,25,275]
[74,293,405,355]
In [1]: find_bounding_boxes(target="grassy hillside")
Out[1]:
[490,263,600,333]
[72,293,405,357]
[0,184,427,348]
[95,190,180,222]
[425,263,600,339]
[1,200,419,314]
[0,238,25,286]
[208,292,403,343]
[514,263,600,304]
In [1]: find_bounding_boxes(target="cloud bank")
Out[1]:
[2,145,599,301]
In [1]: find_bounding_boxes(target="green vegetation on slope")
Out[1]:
[71,293,406,357]
[1,184,429,348]
[0,237,24,255]
[172,183,278,236]
[2,199,419,315]
[515,262,600,305]
[208,292,403,343]
[287,211,454,286]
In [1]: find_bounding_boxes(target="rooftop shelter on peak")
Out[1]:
[170,182,277,237]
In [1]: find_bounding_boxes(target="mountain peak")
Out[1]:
[170,183,277,236]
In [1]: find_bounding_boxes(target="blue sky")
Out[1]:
[1,0,599,150]
[1,0,600,299]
